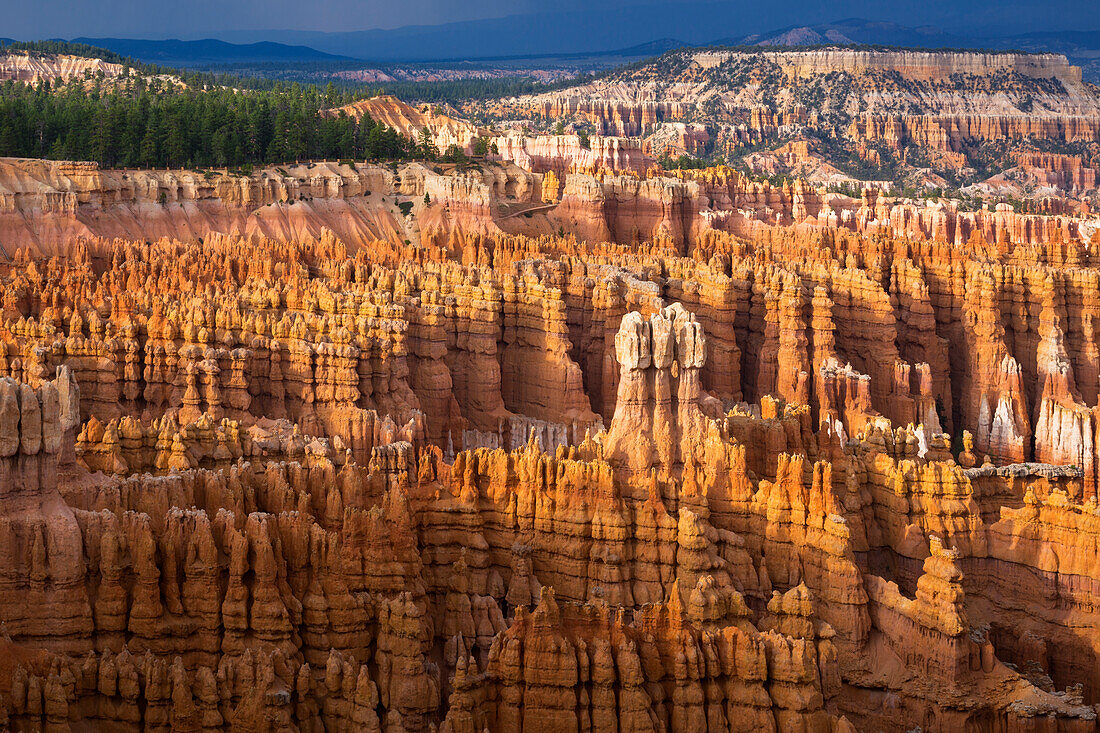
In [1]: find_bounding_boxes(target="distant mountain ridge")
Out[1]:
[4,15,1097,81]
[208,2,1099,62]
[730,19,982,49]
[727,19,1099,54]
[69,37,352,66]
[724,19,1100,81]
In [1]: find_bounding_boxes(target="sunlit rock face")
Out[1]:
[1,147,1100,733]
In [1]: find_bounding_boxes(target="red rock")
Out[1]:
[1,154,1100,732]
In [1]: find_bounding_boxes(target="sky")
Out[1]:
[5,0,599,38]
[2,0,1097,41]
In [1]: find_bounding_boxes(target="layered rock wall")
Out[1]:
[2,158,1100,731]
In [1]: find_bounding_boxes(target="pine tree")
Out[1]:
[0,73,421,169]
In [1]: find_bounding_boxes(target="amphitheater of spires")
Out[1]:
[0,139,1098,733]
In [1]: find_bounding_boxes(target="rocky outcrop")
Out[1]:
[849,113,1100,162]
[1011,152,1100,194]
[0,157,1094,267]
[0,52,128,83]
[499,47,1100,177]
[702,49,1086,82]
[0,157,545,258]
[605,303,711,495]
[441,586,853,733]
[0,366,90,653]
[491,133,654,175]
[3,154,1100,731]
[502,97,690,137]
[329,95,484,154]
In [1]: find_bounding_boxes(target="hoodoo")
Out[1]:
[1,27,1100,733]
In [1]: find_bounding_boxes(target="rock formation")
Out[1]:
[329,95,484,155]
[1,147,1100,732]
[490,47,1100,187]
[491,133,654,175]
[0,52,130,83]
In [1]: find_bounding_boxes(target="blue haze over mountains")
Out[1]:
[8,3,1099,78]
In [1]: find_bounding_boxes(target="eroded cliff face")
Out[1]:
[491,134,654,176]
[486,47,1100,173]
[329,95,484,154]
[3,156,1094,265]
[0,53,129,83]
[0,158,548,258]
[1,157,1100,731]
[696,49,1086,83]
[848,113,1100,162]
